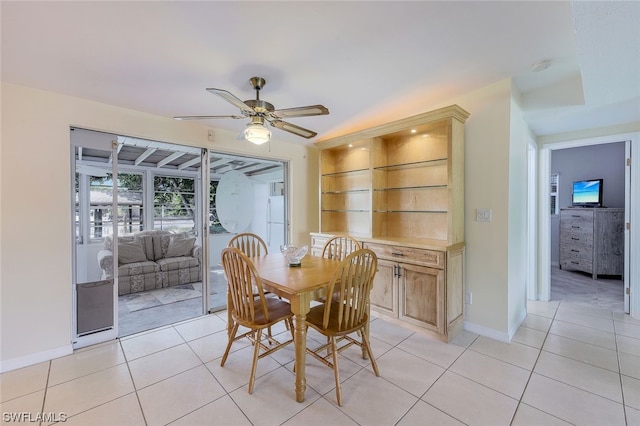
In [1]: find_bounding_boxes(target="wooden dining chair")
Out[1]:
[220,247,294,394]
[313,235,362,303]
[321,235,362,261]
[227,232,287,334]
[305,248,380,406]
[228,232,268,257]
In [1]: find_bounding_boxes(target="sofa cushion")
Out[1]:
[105,235,135,251]
[166,238,196,257]
[118,241,148,265]
[155,256,200,271]
[152,232,191,260]
[118,260,159,275]
[166,237,196,258]
[135,235,155,261]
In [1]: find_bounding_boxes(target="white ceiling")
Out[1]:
[2,1,639,145]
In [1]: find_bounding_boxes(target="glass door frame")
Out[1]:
[71,129,119,349]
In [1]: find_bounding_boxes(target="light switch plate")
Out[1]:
[476,208,492,222]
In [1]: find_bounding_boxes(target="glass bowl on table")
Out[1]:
[280,245,308,267]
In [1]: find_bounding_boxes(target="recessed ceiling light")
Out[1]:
[531,59,552,72]
[411,129,417,133]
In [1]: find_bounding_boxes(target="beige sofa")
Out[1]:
[98,230,202,295]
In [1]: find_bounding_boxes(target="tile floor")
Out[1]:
[1,300,639,425]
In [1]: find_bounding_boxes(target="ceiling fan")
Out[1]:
[174,77,329,144]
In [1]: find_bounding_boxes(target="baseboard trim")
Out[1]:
[463,321,510,343]
[0,344,73,374]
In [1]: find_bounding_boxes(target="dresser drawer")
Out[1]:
[560,243,592,261]
[560,211,593,233]
[364,242,445,269]
[561,231,594,248]
[560,251,593,272]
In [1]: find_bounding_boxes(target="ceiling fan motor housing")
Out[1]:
[244,99,274,115]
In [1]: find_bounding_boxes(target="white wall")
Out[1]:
[506,88,530,339]
[0,82,317,371]
[440,80,515,339]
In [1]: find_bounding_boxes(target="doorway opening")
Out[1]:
[550,142,626,312]
[536,133,637,320]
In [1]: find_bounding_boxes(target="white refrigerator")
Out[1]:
[266,195,285,253]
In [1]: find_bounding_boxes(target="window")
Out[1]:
[550,173,559,215]
[153,176,195,233]
[79,172,143,241]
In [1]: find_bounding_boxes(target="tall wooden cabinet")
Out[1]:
[313,105,469,342]
[559,208,624,279]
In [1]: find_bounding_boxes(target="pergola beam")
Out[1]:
[135,148,157,166]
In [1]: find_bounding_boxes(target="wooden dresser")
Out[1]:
[559,208,624,279]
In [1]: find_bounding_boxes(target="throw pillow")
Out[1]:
[118,240,148,265]
[134,235,154,261]
[166,237,196,258]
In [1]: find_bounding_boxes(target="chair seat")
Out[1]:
[241,297,292,326]
[306,302,368,336]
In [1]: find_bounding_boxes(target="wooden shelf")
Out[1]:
[373,158,447,171]
[313,105,469,342]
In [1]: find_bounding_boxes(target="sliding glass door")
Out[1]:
[72,128,119,348]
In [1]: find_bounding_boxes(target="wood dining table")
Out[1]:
[244,253,342,402]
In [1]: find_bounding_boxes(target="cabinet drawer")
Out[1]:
[560,253,593,273]
[560,222,593,237]
[561,231,594,248]
[561,212,593,232]
[364,242,445,269]
[560,243,591,261]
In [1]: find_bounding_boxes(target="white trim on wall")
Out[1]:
[0,345,73,374]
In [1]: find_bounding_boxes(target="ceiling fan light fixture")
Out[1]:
[244,119,271,145]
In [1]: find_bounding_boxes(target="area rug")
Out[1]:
[122,282,204,312]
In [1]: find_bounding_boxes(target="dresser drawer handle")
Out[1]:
[571,215,582,218]
[571,226,581,229]
[571,249,579,252]
[571,261,580,264]
[391,252,405,257]
[571,237,580,241]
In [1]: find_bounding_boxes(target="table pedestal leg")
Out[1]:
[290,293,310,403]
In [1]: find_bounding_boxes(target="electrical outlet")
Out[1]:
[465,291,472,304]
[476,208,492,222]
[207,129,215,142]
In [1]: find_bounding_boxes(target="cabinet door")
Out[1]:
[399,263,445,334]
[370,258,397,317]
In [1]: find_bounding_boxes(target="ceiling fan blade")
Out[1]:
[206,88,255,114]
[270,104,329,119]
[270,120,318,139]
[174,115,244,120]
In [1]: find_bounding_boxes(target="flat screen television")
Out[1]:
[572,178,603,207]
